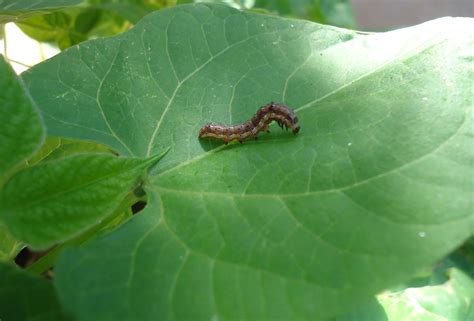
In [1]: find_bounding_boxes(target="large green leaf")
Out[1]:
[0,153,164,249]
[0,0,82,23]
[0,262,71,321]
[0,55,44,185]
[22,4,474,321]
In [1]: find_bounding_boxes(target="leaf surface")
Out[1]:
[0,56,44,185]
[0,153,164,249]
[22,4,474,321]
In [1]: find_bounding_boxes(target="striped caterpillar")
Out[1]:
[199,102,300,144]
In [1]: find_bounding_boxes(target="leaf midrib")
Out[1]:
[155,37,447,179]
[154,110,466,198]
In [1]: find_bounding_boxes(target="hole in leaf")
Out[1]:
[131,201,147,214]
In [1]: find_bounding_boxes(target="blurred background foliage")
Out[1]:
[1,0,355,50]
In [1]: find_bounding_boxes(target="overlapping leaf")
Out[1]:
[0,55,44,260]
[0,56,44,185]
[0,153,165,249]
[23,4,474,321]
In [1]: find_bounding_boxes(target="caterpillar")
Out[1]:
[199,102,300,144]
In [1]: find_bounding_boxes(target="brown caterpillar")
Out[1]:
[199,102,300,144]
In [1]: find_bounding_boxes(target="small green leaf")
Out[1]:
[0,55,44,185]
[0,152,166,249]
[0,262,71,321]
[0,0,82,23]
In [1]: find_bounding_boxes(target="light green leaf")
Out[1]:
[0,152,165,249]
[27,137,113,165]
[22,4,474,321]
[0,262,71,321]
[16,7,121,50]
[0,0,82,23]
[0,223,22,261]
[336,298,388,321]
[378,269,474,321]
[0,55,44,186]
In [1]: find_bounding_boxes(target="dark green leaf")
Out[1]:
[0,55,44,185]
[22,4,474,321]
[0,262,71,321]
[0,152,165,249]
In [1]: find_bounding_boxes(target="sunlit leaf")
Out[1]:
[22,4,474,321]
